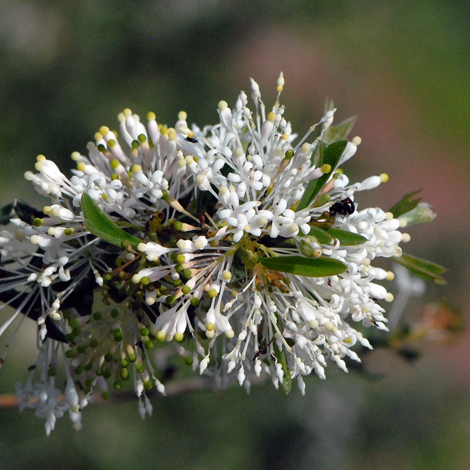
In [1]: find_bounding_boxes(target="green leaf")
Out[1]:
[309,139,324,173]
[296,140,348,212]
[81,193,142,249]
[322,116,357,144]
[0,200,43,225]
[393,253,447,285]
[273,341,291,395]
[311,194,331,208]
[307,226,334,244]
[398,203,436,226]
[327,228,367,246]
[400,254,447,276]
[259,255,347,277]
[388,190,422,218]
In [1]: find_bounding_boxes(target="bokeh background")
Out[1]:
[1,0,469,469]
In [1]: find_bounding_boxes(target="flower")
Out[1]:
[0,73,429,434]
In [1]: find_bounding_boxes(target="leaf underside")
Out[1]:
[308,225,334,244]
[388,190,422,218]
[322,116,357,144]
[273,341,292,395]
[327,228,368,246]
[81,193,142,249]
[393,252,447,284]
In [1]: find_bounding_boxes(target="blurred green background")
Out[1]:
[1,0,469,468]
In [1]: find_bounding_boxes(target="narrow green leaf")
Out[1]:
[401,253,447,275]
[311,194,331,208]
[296,140,348,212]
[388,190,422,218]
[259,255,347,277]
[273,341,291,395]
[393,253,447,284]
[322,116,357,144]
[298,142,326,212]
[398,203,436,226]
[307,226,334,244]
[81,193,142,249]
[327,228,367,246]
[309,139,324,172]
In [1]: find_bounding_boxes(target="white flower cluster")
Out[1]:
[0,73,412,434]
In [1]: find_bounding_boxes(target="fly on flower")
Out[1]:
[0,72,443,435]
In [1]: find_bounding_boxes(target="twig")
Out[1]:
[0,376,265,409]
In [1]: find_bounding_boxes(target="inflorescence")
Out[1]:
[0,73,428,435]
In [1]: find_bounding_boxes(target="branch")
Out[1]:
[0,376,265,409]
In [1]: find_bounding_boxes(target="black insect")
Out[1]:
[185,136,198,143]
[329,197,355,218]
[253,336,274,361]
